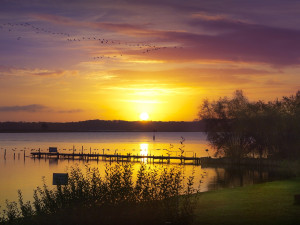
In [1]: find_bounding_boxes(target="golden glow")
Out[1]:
[140,112,149,121]
[0,54,288,122]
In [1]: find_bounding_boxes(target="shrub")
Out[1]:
[0,163,199,225]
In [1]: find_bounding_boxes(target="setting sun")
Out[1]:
[140,112,149,121]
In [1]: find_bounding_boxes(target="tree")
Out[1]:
[199,90,252,161]
[199,90,300,161]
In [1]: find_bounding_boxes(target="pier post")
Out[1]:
[72,146,75,159]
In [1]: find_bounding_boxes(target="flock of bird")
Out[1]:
[0,22,70,39]
[1,21,182,61]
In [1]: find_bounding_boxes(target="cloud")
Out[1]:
[3,1,300,68]
[156,17,300,66]
[120,99,164,104]
[107,67,273,86]
[0,104,83,113]
[32,13,155,37]
[0,66,78,77]
[57,109,83,113]
[26,9,300,66]
[0,104,47,112]
[264,79,284,86]
[123,22,300,66]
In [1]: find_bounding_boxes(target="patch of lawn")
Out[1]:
[193,178,300,225]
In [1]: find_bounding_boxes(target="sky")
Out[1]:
[0,0,300,122]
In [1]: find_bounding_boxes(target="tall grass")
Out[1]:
[0,163,199,225]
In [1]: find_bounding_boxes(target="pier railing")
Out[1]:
[30,151,204,165]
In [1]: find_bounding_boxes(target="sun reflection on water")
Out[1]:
[140,143,148,163]
[140,143,148,156]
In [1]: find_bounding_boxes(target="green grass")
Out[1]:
[193,178,300,225]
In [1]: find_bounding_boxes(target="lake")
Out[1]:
[0,132,292,207]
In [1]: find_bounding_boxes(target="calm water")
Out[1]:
[0,132,292,207]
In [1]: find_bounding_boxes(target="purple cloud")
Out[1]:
[134,18,300,66]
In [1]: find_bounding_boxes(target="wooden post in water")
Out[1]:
[4,149,6,160]
[72,145,75,160]
[14,152,15,160]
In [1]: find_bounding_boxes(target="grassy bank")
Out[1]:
[193,178,300,225]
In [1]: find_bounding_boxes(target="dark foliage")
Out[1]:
[199,90,300,160]
[0,164,199,225]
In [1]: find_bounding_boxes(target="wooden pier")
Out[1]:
[30,152,204,165]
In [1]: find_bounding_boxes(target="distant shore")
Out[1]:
[0,130,204,133]
[0,120,205,133]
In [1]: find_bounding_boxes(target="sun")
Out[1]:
[140,112,149,121]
